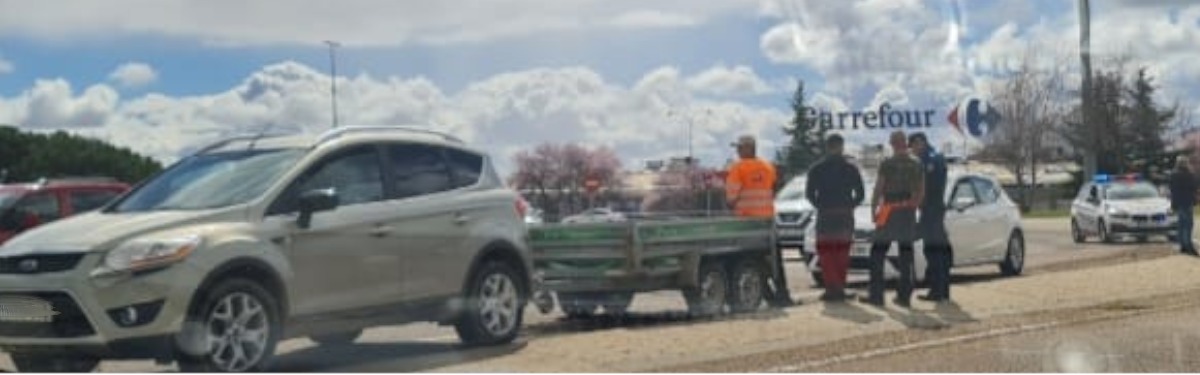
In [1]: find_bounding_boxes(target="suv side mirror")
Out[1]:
[297,188,339,229]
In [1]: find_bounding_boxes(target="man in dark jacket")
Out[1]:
[805,134,865,301]
[1170,158,1197,256]
[909,132,952,301]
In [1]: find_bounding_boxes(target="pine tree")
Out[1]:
[774,80,826,184]
[1124,68,1179,181]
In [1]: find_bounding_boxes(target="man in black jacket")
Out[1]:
[909,132,952,301]
[1170,158,1197,256]
[805,134,866,301]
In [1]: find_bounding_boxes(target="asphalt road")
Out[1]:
[807,302,1200,372]
[4,217,1185,372]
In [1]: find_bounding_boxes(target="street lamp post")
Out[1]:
[1078,0,1095,180]
[323,40,341,128]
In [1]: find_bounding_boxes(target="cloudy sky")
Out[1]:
[0,0,1196,176]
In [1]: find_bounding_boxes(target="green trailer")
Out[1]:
[529,217,790,318]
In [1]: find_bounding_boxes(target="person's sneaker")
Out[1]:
[893,297,912,309]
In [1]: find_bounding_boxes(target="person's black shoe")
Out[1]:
[858,296,884,307]
[893,297,912,309]
[918,294,946,302]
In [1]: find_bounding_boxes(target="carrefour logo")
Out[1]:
[947,97,1003,138]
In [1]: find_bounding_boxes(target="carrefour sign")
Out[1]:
[806,96,1002,140]
[806,103,939,131]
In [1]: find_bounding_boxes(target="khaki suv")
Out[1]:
[0,126,533,372]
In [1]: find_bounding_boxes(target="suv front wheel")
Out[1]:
[176,278,282,372]
[455,260,525,346]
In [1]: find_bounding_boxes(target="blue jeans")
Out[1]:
[1178,208,1195,252]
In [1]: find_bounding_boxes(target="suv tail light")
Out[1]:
[515,198,528,218]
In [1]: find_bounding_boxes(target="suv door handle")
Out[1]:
[453,213,471,225]
[368,225,394,238]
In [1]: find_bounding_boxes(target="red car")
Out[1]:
[0,178,131,245]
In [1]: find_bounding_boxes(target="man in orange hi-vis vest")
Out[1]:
[726,135,777,218]
[726,135,794,306]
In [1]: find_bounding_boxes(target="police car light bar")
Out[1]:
[1093,174,1143,183]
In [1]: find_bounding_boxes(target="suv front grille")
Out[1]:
[0,292,95,338]
[0,253,86,274]
[0,253,87,274]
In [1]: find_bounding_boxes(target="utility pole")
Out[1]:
[1078,0,1095,180]
[323,40,341,128]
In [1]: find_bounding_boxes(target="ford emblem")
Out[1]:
[17,259,38,273]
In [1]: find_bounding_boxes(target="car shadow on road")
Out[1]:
[270,340,526,372]
[526,308,790,337]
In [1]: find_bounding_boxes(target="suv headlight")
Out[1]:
[1106,206,1128,217]
[101,235,202,274]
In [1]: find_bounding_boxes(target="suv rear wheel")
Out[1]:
[455,260,525,346]
[176,278,281,372]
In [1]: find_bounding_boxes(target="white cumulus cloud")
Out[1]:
[0,61,789,174]
[108,62,159,88]
[686,65,774,96]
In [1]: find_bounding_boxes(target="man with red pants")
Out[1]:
[805,134,865,302]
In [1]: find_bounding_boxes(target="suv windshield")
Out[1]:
[1105,183,1160,200]
[110,148,305,213]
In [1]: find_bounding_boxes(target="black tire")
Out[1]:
[309,330,363,346]
[684,260,729,317]
[10,353,99,373]
[1071,219,1086,243]
[1099,220,1114,243]
[1136,235,1149,243]
[455,261,525,346]
[175,278,282,372]
[1000,232,1025,277]
[558,292,599,319]
[728,258,767,314]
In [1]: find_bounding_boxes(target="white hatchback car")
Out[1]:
[801,172,1026,285]
[1070,175,1176,243]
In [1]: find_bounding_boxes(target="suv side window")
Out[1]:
[13,193,62,222]
[445,148,484,189]
[268,145,384,215]
[1089,185,1101,203]
[70,190,121,213]
[387,144,453,199]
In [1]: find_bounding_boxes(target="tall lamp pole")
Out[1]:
[1078,0,1095,180]
[324,40,341,128]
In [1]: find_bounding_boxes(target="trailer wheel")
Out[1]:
[558,292,599,319]
[729,258,767,313]
[684,260,729,318]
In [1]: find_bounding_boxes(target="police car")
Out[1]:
[1070,174,1177,243]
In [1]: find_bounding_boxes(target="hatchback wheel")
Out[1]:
[1099,220,1114,243]
[1000,232,1025,276]
[455,261,525,346]
[1071,219,1086,243]
[176,279,281,373]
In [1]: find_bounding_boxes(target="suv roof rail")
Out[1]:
[315,125,464,145]
[36,177,121,186]
[191,133,291,156]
